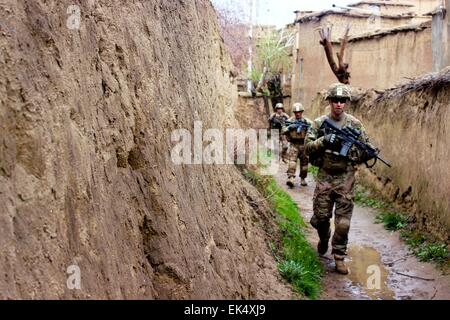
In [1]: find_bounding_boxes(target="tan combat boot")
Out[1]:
[334,255,349,275]
[286,176,295,188]
[300,178,308,186]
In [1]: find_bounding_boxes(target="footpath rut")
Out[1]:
[273,164,450,300]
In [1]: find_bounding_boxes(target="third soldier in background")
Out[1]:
[268,103,289,162]
[305,83,374,275]
[282,102,312,188]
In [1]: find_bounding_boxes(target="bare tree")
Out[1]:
[214,3,249,73]
[318,24,351,84]
[255,28,295,110]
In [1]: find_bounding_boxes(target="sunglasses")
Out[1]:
[330,97,348,104]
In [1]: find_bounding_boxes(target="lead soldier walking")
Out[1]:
[305,83,375,274]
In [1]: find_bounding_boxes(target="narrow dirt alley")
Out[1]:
[273,164,450,300]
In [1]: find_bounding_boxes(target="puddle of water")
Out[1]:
[346,244,395,300]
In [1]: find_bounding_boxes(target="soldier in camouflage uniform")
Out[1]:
[268,73,283,110]
[268,103,289,162]
[305,83,372,274]
[282,102,313,188]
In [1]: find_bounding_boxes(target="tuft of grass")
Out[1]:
[278,260,321,298]
[417,244,449,263]
[243,169,323,299]
[401,230,449,264]
[375,211,408,231]
[354,188,387,209]
[355,185,450,268]
[400,230,426,248]
[308,166,319,179]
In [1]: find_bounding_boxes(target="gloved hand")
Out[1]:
[359,148,377,163]
[323,133,338,147]
[272,117,282,125]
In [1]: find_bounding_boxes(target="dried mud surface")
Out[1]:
[0,0,292,299]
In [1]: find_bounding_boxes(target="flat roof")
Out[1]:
[348,1,415,7]
[295,9,416,24]
[330,20,431,43]
[423,6,446,16]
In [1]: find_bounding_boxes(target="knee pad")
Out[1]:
[335,218,350,235]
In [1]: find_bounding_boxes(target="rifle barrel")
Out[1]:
[323,119,391,168]
[378,156,392,167]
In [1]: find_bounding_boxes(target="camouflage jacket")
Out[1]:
[282,116,313,143]
[268,112,289,129]
[305,113,371,171]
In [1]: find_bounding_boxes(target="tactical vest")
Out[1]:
[313,114,363,173]
[286,118,310,144]
[270,113,288,130]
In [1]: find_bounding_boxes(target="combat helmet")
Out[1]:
[326,83,352,101]
[275,103,284,110]
[292,102,304,113]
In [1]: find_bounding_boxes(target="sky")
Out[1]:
[211,0,355,28]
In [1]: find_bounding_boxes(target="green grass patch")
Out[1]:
[355,185,449,268]
[401,230,449,265]
[417,244,449,263]
[243,169,323,299]
[354,186,387,209]
[375,211,408,231]
[400,230,427,248]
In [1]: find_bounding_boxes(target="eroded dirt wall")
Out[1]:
[0,0,291,299]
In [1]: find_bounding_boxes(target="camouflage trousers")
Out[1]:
[281,135,289,160]
[287,143,308,179]
[310,168,356,257]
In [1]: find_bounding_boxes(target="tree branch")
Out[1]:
[319,26,338,74]
[319,25,351,84]
[337,24,351,69]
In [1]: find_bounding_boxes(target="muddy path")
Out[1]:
[273,164,450,300]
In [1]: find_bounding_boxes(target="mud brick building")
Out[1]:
[290,0,444,106]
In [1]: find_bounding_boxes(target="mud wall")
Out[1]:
[409,0,443,15]
[351,3,414,15]
[0,0,291,299]
[346,24,432,91]
[236,95,270,129]
[309,69,450,241]
[236,94,294,129]
[352,0,442,16]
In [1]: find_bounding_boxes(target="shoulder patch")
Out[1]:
[345,114,362,128]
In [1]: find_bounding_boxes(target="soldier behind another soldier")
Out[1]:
[268,103,289,162]
[282,102,313,188]
[305,83,374,275]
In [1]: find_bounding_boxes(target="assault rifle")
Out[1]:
[285,119,311,134]
[319,118,391,168]
[270,116,285,129]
